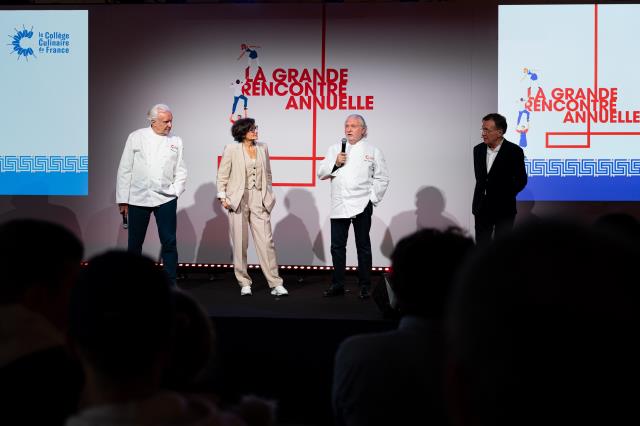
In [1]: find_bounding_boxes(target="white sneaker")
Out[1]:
[240,285,252,296]
[270,285,289,296]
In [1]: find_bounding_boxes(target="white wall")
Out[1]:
[0,2,502,266]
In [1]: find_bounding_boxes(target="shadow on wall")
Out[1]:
[83,191,128,253]
[176,184,220,263]
[0,196,83,241]
[273,189,324,265]
[196,185,232,264]
[315,206,390,266]
[381,186,459,258]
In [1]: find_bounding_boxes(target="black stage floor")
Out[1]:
[177,269,398,426]
[179,269,389,321]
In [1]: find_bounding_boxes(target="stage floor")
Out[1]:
[178,269,388,321]
[177,269,397,425]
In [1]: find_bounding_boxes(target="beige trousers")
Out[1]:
[229,188,283,288]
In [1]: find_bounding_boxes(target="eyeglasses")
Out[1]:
[248,126,258,132]
[481,127,497,134]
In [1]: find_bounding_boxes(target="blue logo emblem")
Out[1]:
[7,26,36,60]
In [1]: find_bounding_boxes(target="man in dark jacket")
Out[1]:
[473,113,527,247]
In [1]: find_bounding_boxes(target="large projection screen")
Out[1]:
[0,3,495,266]
[499,4,640,201]
[0,10,88,195]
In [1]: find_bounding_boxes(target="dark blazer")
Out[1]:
[472,139,527,217]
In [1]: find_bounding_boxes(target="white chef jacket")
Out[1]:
[116,127,187,207]
[317,139,390,219]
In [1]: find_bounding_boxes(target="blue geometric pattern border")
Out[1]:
[525,159,640,177]
[0,156,88,173]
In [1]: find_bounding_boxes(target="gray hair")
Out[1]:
[346,114,367,137]
[147,104,172,122]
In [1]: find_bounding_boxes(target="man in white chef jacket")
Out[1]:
[317,114,390,299]
[116,104,187,285]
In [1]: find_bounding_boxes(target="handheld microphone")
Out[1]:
[332,138,349,173]
[121,212,128,229]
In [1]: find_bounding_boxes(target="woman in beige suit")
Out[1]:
[216,118,288,297]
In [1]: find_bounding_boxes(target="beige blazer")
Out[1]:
[216,142,276,213]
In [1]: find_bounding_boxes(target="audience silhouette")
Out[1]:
[593,211,640,244]
[0,219,84,426]
[66,251,245,426]
[161,289,217,393]
[3,212,638,426]
[332,227,474,426]
[447,219,639,426]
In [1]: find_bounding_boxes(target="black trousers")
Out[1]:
[474,211,515,249]
[127,198,178,283]
[330,201,373,290]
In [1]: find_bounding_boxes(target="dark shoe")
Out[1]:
[323,286,345,297]
[358,287,371,300]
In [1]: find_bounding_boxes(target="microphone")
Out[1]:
[332,138,348,173]
[121,212,128,229]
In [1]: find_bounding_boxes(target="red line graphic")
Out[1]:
[267,4,326,187]
[271,4,326,187]
[594,3,598,94]
[309,3,327,187]
[546,4,640,149]
[219,6,328,187]
[586,3,598,147]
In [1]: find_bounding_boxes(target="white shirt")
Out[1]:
[486,139,503,173]
[231,80,244,97]
[116,127,187,207]
[317,139,390,218]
